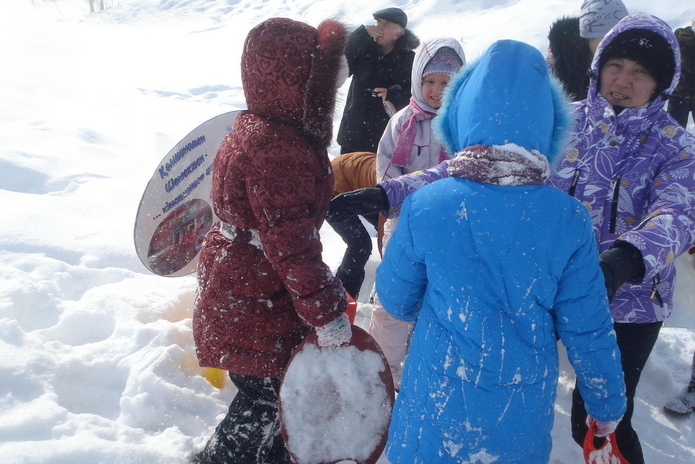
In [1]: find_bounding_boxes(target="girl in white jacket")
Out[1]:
[377,38,465,181]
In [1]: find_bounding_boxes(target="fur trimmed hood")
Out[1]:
[589,13,681,111]
[241,18,347,147]
[434,40,570,166]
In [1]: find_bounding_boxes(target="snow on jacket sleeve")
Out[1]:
[243,128,347,328]
[553,203,627,423]
[375,194,426,321]
[377,159,451,217]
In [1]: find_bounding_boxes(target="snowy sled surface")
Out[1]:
[1,0,694,463]
[280,338,391,464]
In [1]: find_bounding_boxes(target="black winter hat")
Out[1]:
[373,7,408,28]
[599,29,675,95]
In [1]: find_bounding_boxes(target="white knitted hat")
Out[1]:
[579,0,628,39]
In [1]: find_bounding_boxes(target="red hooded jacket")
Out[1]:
[193,18,348,378]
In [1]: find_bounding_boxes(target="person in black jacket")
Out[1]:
[337,7,420,154]
[546,16,594,101]
[668,19,695,127]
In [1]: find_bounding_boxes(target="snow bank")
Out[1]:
[1,1,694,463]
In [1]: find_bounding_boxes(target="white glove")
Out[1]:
[587,416,621,437]
[315,313,352,347]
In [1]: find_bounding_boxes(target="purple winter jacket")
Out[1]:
[379,13,695,324]
[550,13,695,323]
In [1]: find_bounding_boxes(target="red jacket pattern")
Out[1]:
[193,18,348,378]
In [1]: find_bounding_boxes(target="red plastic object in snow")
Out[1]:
[345,292,357,324]
[583,420,629,464]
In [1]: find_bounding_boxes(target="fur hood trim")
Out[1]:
[589,13,681,107]
[304,19,348,146]
[434,40,571,166]
[241,18,347,148]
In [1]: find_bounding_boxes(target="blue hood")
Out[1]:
[434,40,569,165]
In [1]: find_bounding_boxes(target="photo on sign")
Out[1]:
[147,198,214,275]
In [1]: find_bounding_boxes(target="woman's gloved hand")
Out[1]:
[315,313,352,347]
[598,242,645,302]
[326,187,389,224]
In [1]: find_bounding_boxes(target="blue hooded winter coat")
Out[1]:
[375,40,626,464]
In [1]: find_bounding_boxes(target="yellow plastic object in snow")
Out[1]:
[204,367,227,389]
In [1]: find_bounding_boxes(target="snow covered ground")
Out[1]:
[1,0,695,463]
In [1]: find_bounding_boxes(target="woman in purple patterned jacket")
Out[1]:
[549,13,695,464]
[327,13,695,463]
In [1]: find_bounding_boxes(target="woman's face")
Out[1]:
[422,73,451,109]
[599,57,657,108]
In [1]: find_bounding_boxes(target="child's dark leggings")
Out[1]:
[327,213,378,299]
[571,321,662,464]
[195,373,292,464]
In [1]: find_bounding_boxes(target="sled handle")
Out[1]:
[345,292,357,324]
[583,420,629,464]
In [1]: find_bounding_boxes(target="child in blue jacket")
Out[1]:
[375,40,626,464]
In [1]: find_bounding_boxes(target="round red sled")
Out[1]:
[279,325,395,464]
[583,420,629,464]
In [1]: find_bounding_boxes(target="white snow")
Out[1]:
[1,0,695,463]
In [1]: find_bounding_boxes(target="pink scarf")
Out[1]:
[391,98,448,167]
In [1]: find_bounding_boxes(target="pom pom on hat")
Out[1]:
[423,47,464,78]
[579,0,628,38]
[373,7,408,28]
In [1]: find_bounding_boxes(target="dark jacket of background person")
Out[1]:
[673,25,695,100]
[193,18,348,379]
[337,25,419,153]
[547,16,593,101]
[668,23,695,127]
